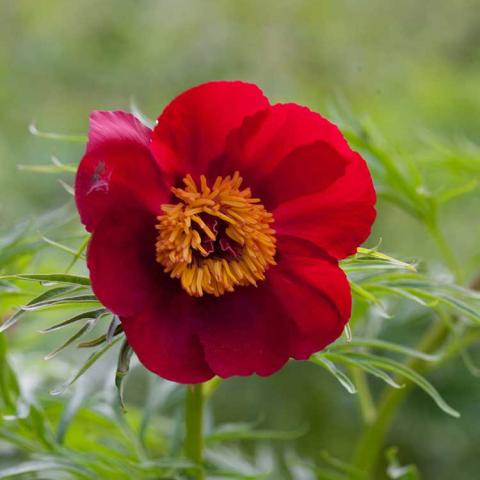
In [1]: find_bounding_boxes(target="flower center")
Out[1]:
[155,172,276,297]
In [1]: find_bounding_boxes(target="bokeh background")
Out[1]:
[1,1,479,478]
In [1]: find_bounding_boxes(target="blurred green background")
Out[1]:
[1,1,479,479]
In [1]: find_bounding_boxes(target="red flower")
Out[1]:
[75,81,376,384]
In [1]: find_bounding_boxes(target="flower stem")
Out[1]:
[185,384,205,479]
[351,367,376,424]
[351,318,449,476]
[351,216,466,476]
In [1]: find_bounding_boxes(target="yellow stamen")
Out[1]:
[155,172,276,297]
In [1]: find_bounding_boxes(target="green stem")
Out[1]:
[351,367,376,424]
[352,319,449,476]
[352,215,466,476]
[185,384,205,479]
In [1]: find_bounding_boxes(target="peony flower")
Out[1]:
[75,81,376,384]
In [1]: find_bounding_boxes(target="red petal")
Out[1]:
[217,103,352,189]
[75,111,168,232]
[121,296,214,384]
[268,236,351,359]
[257,141,348,208]
[196,238,350,378]
[87,206,165,317]
[274,152,376,259]
[151,81,269,180]
[196,285,294,378]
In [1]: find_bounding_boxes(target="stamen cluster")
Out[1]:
[155,172,276,297]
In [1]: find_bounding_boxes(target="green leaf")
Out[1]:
[343,261,413,274]
[22,294,99,311]
[349,280,381,304]
[0,286,77,333]
[58,179,75,196]
[310,356,357,394]
[0,427,38,452]
[78,324,123,348]
[339,352,460,417]
[40,235,79,256]
[18,163,77,173]
[64,236,90,273]
[24,404,56,449]
[0,459,91,479]
[106,315,122,344]
[40,308,106,333]
[0,334,20,410]
[51,337,122,396]
[366,284,434,307]
[331,338,440,362]
[44,318,99,360]
[0,273,91,286]
[355,247,417,272]
[29,122,87,142]
[438,294,480,324]
[323,352,404,389]
[115,340,133,412]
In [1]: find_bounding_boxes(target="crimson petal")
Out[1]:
[274,152,376,259]
[75,111,167,232]
[268,236,351,359]
[121,296,214,384]
[151,81,269,181]
[197,285,294,378]
[87,206,165,317]
[216,103,352,189]
[257,141,348,208]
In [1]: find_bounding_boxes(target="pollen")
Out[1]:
[155,172,277,297]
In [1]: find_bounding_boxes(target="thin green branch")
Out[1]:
[185,384,205,480]
[350,367,376,424]
[351,317,449,476]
